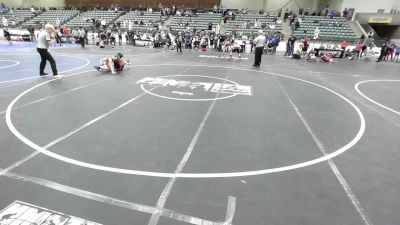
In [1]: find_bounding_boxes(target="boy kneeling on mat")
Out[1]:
[94,53,129,74]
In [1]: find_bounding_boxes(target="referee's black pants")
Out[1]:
[254,46,264,66]
[79,37,85,47]
[177,42,182,52]
[37,48,58,75]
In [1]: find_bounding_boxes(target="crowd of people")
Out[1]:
[1,3,399,68]
[280,36,400,63]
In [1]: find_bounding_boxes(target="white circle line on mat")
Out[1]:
[355,79,400,115]
[6,64,366,178]
[0,54,90,84]
[0,60,20,69]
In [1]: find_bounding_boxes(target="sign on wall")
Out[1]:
[368,16,393,23]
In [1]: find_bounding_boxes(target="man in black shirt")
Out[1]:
[376,42,388,62]
[284,35,296,57]
[3,28,12,45]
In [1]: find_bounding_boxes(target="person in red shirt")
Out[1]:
[302,36,310,55]
[339,40,349,58]
[354,41,364,60]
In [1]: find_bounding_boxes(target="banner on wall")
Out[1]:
[368,16,393,23]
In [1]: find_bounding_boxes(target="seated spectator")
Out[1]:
[345,49,356,60]
[31,6,37,16]
[0,3,9,14]
[307,50,317,62]
[364,44,376,61]
[321,53,334,62]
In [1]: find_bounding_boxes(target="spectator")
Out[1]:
[343,8,348,18]
[302,37,310,54]
[393,45,400,62]
[354,41,364,59]
[285,34,296,57]
[376,42,388,62]
[0,3,9,14]
[101,18,106,28]
[2,16,8,27]
[31,6,36,16]
[339,40,349,58]
[294,19,300,31]
[3,28,12,45]
[78,27,85,48]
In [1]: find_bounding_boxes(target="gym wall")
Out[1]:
[220,0,320,11]
[1,0,66,8]
[342,0,396,13]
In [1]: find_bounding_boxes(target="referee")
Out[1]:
[37,24,58,76]
[253,30,266,67]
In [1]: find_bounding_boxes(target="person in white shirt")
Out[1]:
[2,17,8,27]
[78,27,85,48]
[36,24,58,76]
[253,30,266,67]
[101,18,106,28]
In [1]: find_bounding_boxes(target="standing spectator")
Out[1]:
[36,24,58,76]
[299,8,304,15]
[78,27,85,48]
[101,18,106,29]
[313,27,320,40]
[253,30,266,67]
[271,34,280,54]
[385,43,395,61]
[2,16,8,27]
[354,41,364,59]
[393,45,400,62]
[28,26,35,42]
[339,40,349,58]
[55,18,60,27]
[302,36,310,54]
[176,32,183,53]
[294,19,300,31]
[376,42,388,62]
[285,34,296,57]
[55,29,62,46]
[343,8,348,18]
[3,28,12,45]
[31,6,37,16]
[303,8,309,16]
[118,30,122,46]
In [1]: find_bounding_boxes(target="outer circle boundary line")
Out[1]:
[355,79,400,116]
[0,54,90,84]
[0,60,20,69]
[6,64,366,178]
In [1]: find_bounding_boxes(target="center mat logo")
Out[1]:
[136,76,253,97]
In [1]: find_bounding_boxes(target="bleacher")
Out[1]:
[0,10,36,27]
[65,10,122,29]
[294,16,358,42]
[169,13,221,33]
[22,10,78,28]
[225,14,282,35]
[114,11,166,32]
